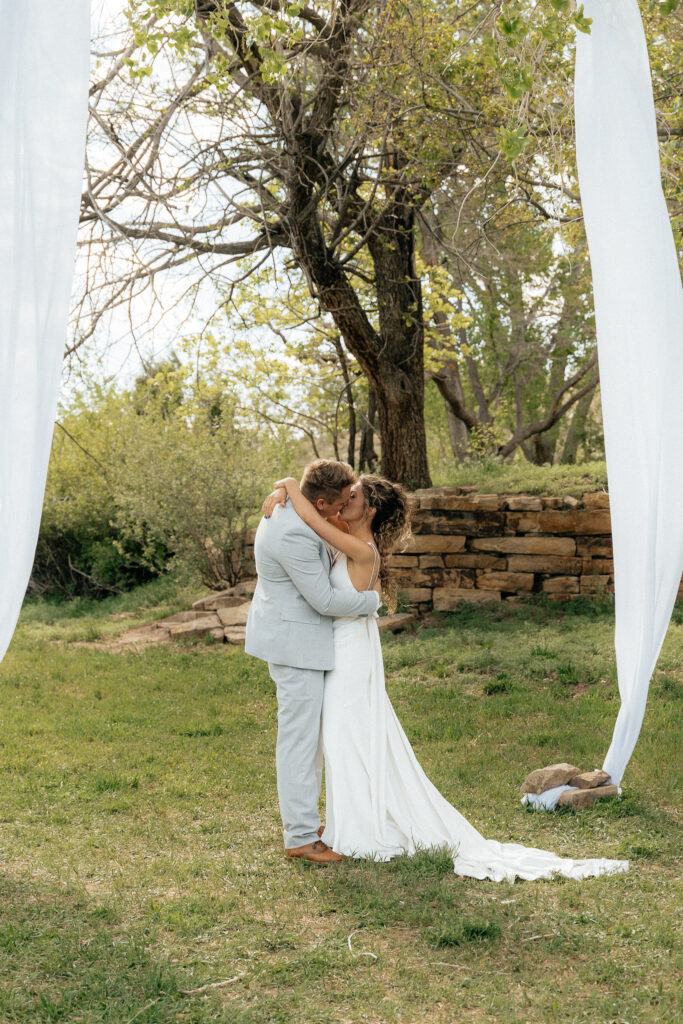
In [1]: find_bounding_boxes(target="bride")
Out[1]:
[268,473,628,883]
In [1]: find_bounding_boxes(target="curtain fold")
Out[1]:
[0,1,90,662]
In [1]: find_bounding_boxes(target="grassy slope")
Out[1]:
[0,585,680,1024]
[429,458,609,497]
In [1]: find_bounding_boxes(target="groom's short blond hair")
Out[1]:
[300,459,355,503]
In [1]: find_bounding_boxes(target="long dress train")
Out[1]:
[320,555,628,882]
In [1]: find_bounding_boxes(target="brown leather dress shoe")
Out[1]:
[285,840,344,864]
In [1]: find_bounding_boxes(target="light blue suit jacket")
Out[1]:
[245,501,379,670]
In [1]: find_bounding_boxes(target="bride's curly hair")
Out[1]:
[359,474,413,613]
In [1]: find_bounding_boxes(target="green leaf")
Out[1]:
[572,5,593,33]
[497,126,527,163]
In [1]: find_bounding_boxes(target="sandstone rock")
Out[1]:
[576,537,613,558]
[415,486,462,508]
[580,575,613,594]
[538,510,612,535]
[169,614,222,638]
[472,494,501,510]
[444,554,506,570]
[392,569,432,586]
[504,495,543,511]
[403,535,467,554]
[433,587,501,610]
[420,511,506,537]
[224,626,246,644]
[210,628,226,642]
[471,536,576,556]
[507,555,583,574]
[476,571,534,592]
[521,763,583,795]
[542,576,579,594]
[442,569,475,588]
[582,491,610,509]
[571,770,611,789]
[377,612,417,634]
[398,587,433,603]
[158,610,209,625]
[557,785,618,809]
[505,512,542,533]
[118,625,171,646]
[563,496,580,509]
[234,578,257,596]
[419,555,444,568]
[193,590,244,612]
[217,601,252,627]
[541,497,564,509]
[419,493,500,511]
[392,554,419,568]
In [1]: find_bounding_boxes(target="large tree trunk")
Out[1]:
[367,204,431,488]
[332,336,356,468]
[561,387,596,463]
[359,389,378,473]
[284,140,431,488]
[430,357,469,461]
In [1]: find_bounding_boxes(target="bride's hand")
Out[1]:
[274,477,297,491]
[262,486,287,518]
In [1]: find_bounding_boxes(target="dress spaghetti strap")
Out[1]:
[366,542,380,590]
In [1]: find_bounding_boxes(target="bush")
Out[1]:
[33,367,282,597]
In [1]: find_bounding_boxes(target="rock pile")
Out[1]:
[521,762,617,808]
[117,579,418,648]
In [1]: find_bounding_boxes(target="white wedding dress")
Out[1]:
[320,554,628,882]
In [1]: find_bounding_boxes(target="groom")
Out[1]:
[245,459,380,864]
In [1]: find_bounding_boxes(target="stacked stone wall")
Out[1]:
[393,488,616,612]
[244,487,682,613]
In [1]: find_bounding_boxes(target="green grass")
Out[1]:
[429,456,608,496]
[0,582,680,1023]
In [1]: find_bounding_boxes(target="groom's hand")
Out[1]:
[262,486,287,518]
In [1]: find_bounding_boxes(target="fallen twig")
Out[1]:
[125,999,160,1024]
[179,972,245,995]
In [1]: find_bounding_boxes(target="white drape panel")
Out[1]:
[0,1,90,662]
[525,1,683,809]
[576,0,683,786]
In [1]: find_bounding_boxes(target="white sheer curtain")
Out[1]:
[526,0,683,810]
[0,1,90,663]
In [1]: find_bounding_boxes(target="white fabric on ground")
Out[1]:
[0,1,90,662]
[323,556,627,881]
[525,0,683,810]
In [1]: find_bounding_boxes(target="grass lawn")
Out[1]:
[428,458,609,497]
[0,582,680,1023]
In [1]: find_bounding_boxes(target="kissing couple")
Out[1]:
[245,459,628,882]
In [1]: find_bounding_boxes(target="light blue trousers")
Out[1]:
[268,662,324,849]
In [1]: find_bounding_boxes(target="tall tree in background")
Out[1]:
[78,2,681,483]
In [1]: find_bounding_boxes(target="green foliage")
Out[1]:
[37,359,283,597]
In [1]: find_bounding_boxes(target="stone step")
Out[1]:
[557,785,619,809]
